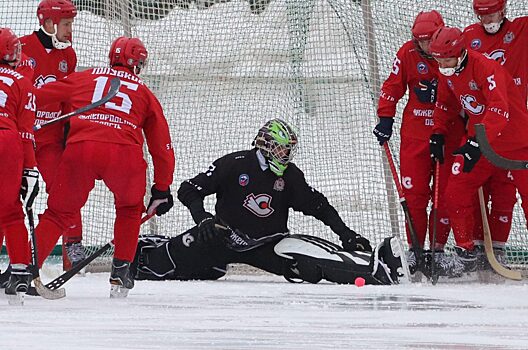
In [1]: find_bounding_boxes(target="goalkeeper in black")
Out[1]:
[131,119,409,285]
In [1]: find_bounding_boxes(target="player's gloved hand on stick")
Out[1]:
[453,138,481,173]
[194,212,219,243]
[338,228,372,252]
[429,133,445,164]
[147,185,174,216]
[373,117,394,145]
[413,79,437,103]
[20,168,40,208]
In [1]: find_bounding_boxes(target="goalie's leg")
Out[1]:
[272,235,410,285]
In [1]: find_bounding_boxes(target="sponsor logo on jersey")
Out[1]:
[417,62,428,74]
[243,193,274,217]
[402,176,413,189]
[447,79,454,90]
[452,162,461,175]
[34,74,57,88]
[182,232,195,247]
[28,57,36,68]
[469,80,478,91]
[59,60,68,73]
[503,31,514,44]
[239,174,249,186]
[460,94,485,115]
[499,216,509,223]
[470,38,481,50]
[273,178,285,191]
[485,49,506,65]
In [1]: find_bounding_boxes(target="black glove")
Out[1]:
[20,168,39,208]
[413,79,437,103]
[195,212,219,243]
[338,228,372,252]
[373,117,394,145]
[146,186,174,216]
[429,134,445,164]
[453,138,481,173]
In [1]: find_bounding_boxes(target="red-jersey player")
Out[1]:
[373,11,464,275]
[20,0,84,268]
[0,28,38,300]
[463,0,528,267]
[429,27,528,274]
[33,37,175,298]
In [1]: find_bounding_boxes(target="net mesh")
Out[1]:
[1,0,527,268]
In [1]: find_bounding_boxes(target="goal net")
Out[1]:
[1,0,526,270]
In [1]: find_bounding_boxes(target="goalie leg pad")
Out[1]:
[132,231,228,281]
[274,235,387,285]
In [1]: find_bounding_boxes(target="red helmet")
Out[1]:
[430,26,466,59]
[412,10,445,41]
[0,28,21,65]
[473,0,506,15]
[37,0,77,26]
[109,36,148,72]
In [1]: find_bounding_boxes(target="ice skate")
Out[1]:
[109,258,134,298]
[373,236,410,284]
[5,265,31,306]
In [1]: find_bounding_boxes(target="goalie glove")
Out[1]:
[20,168,39,208]
[147,186,174,216]
[338,228,372,252]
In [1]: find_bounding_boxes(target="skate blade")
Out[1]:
[6,292,25,306]
[110,285,130,299]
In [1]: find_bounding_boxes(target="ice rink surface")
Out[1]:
[1,268,528,350]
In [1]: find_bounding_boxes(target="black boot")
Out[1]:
[0,264,12,288]
[454,246,478,273]
[5,265,32,305]
[109,258,134,298]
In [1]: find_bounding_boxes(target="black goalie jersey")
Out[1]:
[178,149,341,239]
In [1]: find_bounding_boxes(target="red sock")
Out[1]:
[33,218,63,267]
[489,209,512,245]
[4,222,30,265]
[113,214,141,262]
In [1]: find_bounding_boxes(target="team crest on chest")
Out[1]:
[243,193,274,217]
[416,62,428,74]
[468,80,478,91]
[273,178,285,191]
[460,94,485,115]
[59,60,68,73]
[486,49,506,65]
[34,74,57,88]
[503,32,514,44]
[238,174,249,187]
[470,38,481,50]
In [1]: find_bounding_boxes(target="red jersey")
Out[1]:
[20,31,77,144]
[464,17,528,105]
[34,66,175,188]
[378,41,446,141]
[433,50,528,153]
[0,66,37,168]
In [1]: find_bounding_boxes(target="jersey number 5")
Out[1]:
[487,74,497,91]
[92,76,138,114]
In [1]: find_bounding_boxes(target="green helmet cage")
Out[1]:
[254,118,299,176]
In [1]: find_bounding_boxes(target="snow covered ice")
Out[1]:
[2,266,528,350]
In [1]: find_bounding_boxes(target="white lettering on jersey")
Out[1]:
[243,193,274,217]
